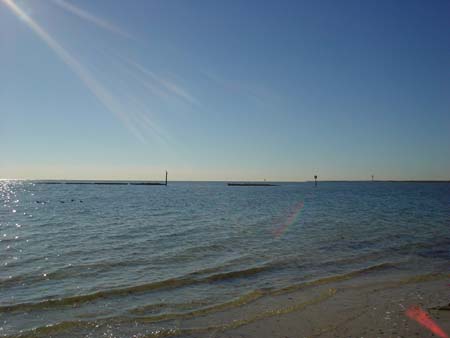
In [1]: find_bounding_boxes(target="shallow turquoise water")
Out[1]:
[0,181,449,337]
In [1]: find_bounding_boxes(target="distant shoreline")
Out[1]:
[0,179,450,186]
[11,179,450,184]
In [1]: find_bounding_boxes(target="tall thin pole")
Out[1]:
[371,175,374,182]
[165,171,168,186]
[314,175,317,187]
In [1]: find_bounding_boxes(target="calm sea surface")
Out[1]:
[1,181,449,337]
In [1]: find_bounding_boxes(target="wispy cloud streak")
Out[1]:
[1,0,165,144]
[49,0,131,39]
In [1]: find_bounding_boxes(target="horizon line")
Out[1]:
[1,178,449,183]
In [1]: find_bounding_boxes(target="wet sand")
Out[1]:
[180,272,450,338]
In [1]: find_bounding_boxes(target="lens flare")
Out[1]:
[406,305,448,338]
[273,201,304,238]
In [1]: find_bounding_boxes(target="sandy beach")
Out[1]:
[176,272,450,338]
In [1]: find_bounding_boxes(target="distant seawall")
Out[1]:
[35,181,166,186]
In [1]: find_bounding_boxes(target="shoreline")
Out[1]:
[8,270,449,338]
[181,272,450,338]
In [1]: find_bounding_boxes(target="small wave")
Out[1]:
[3,288,334,338]
[3,320,95,338]
[0,259,146,288]
[0,277,194,313]
[129,289,266,323]
[138,288,337,338]
[0,274,31,289]
[5,268,449,338]
[129,299,212,315]
[0,262,392,314]
[0,265,271,313]
[273,261,398,295]
[203,266,268,282]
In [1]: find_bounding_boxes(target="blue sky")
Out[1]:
[1,0,449,181]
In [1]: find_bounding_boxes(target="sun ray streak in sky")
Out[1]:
[49,0,131,39]
[126,58,199,106]
[1,0,166,144]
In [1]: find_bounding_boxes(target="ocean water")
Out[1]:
[0,181,449,337]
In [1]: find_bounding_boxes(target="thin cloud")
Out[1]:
[50,0,131,39]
